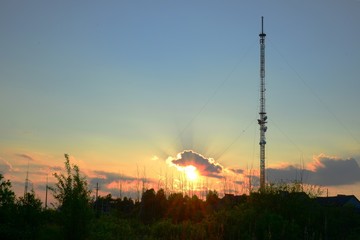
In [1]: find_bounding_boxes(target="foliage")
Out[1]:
[0,173,17,239]
[0,173,15,207]
[206,190,220,212]
[1,171,360,239]
[139,188,157,224]
[16,190,43,239]
[86,185,360,239]
[50,154,93,240]
[0,175,44,239]
[266,180,324,198]
[88,215,135,240]
[38,209,64,240]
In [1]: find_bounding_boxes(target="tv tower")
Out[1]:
[258,16,267,191]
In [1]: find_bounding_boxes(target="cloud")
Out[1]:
[16,153,35,162]
[49,166,62,172]
[167,150,223,178]
[234,180,244,185]
[94,170,137,182]
[151,155,159,161]
[267,165,306,183]
[267,155,360,186]
[0,158,13,173]
[89,170,138,192]
[230,168,244,174]
[308,155,360,186]
[242,174,260,188]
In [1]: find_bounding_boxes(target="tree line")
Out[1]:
[1,154,360,239]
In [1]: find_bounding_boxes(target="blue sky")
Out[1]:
[1,0,360,201]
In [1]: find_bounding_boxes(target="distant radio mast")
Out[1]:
[258,16,267,191]
[24,159,30,199]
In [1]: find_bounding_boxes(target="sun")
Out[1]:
[184,165,198,181]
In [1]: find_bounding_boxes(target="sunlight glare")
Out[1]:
[184,165,198,181]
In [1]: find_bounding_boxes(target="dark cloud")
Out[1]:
[16,153,35,162]
[234,180,244,185]
[267,166,307,183]
[308,156,360,186]
[50,166,62,172]
[95,170,136,182]
[168,150,223,178]
[267,156,360,186]
[230,168,244,174]
[244,174,260,188]
[89,170,137,191]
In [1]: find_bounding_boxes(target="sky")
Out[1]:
[1,0,360,204]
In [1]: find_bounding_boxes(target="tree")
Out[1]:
[167,192,185,223]
[154,189,167,219]
[51,154,92,240]
[139,188,156,224]
[206,190,220,212]
[0,174,17,238]
[0,173,15,207]
[17,190,43,239]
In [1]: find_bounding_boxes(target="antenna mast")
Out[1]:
[45,175,48,209]
[258,16,267,191]
[24,159,30,199]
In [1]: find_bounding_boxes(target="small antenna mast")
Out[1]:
[45,175,48,209]
[24,158,30,199]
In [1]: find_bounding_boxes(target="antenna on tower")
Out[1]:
[258,16,267,192]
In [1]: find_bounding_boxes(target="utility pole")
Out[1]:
[258,16,268,192]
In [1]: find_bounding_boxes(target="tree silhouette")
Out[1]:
[51,154,92,240]
[0,173,15,207]
[0,173,17,238]
[17,190,43,239]
[206,190,220,212]
[139,188,156,224]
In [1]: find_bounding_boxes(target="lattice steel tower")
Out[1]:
[258,16,267,191]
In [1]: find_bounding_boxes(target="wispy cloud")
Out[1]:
[91,170,137,183]
[49,166,62,172]
[166,150,223,178]
[16,153,35,162]
[0,158,13,173]
[229,168,244,174]
[151,155,159,161]
[89,170,138,193]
